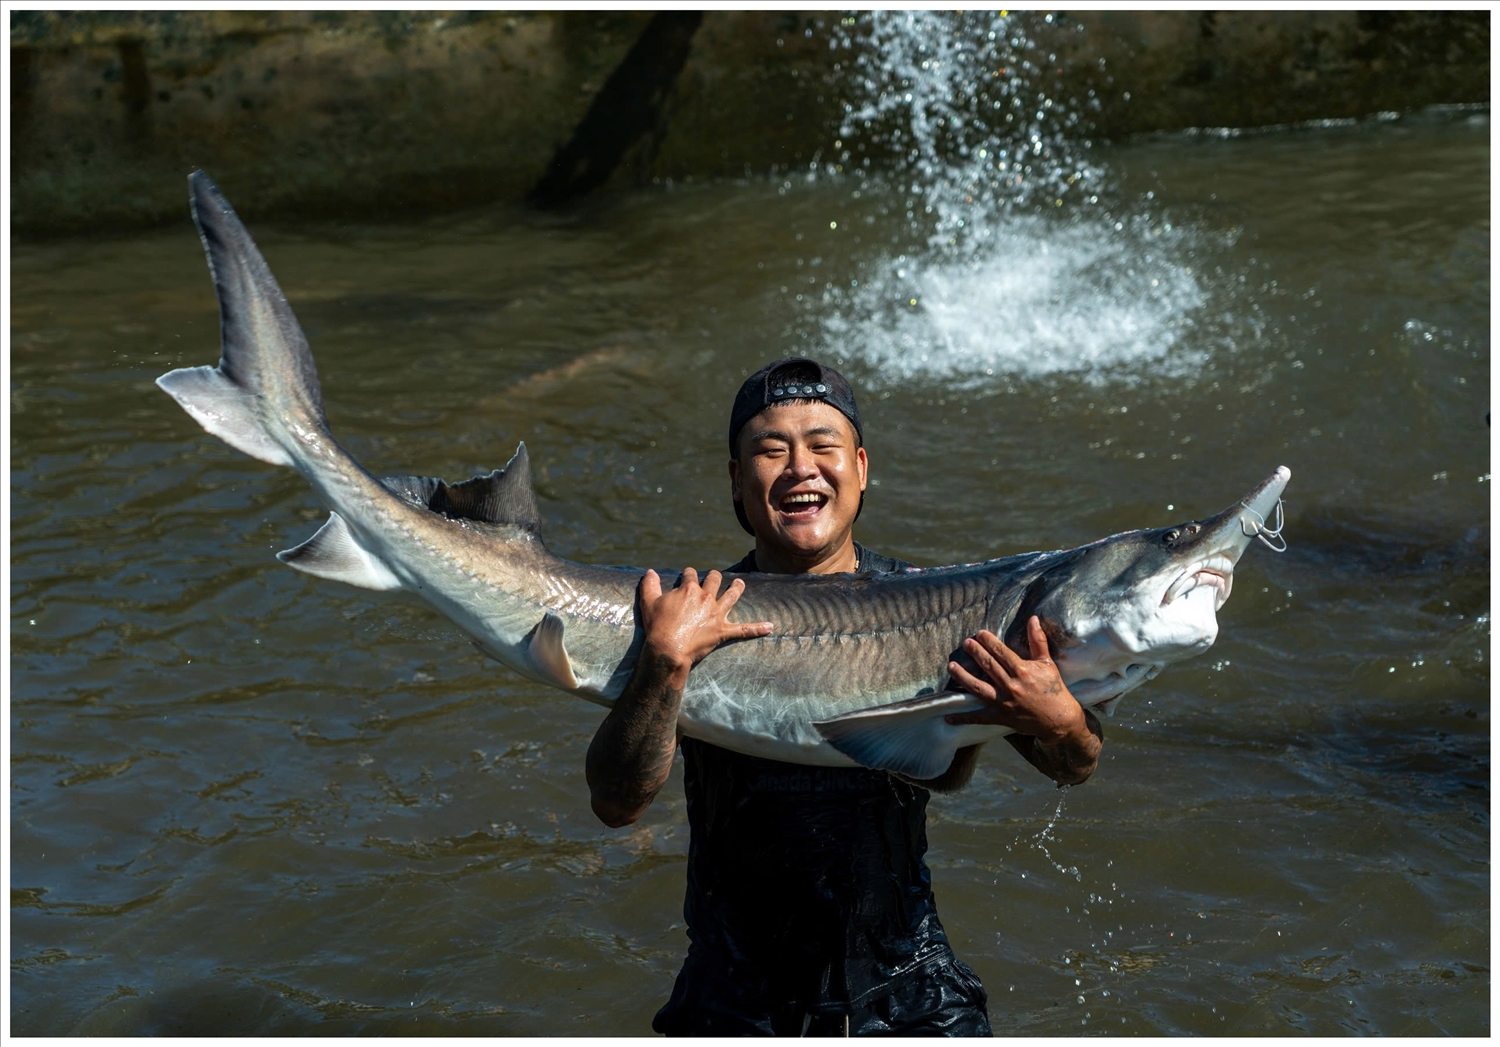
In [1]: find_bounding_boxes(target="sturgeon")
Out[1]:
[157,172,1290,784]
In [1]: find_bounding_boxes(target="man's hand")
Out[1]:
[943,616,1080,740]
[586,568,773,828]
[638,568,774,689]
[943,615,1102,785]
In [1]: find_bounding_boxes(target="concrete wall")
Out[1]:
[1073,10,1490,135]
[9,11,652,233]
[9,10,1489,237]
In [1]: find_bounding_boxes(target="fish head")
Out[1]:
[1021,466,1290,715]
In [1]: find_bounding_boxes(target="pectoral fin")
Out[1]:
[526,612,580,690]
[813,691,985,780]
[276,512,403,591]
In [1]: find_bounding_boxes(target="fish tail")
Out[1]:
[156,170,327,469]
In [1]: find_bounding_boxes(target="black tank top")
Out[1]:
[672,544,957,1012]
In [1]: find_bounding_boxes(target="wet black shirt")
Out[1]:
[654,544,965,1031]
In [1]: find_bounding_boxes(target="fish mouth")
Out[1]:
[777,490,830,519]
[1163,561,1233,609]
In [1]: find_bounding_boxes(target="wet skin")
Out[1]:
[585,401,1100,827]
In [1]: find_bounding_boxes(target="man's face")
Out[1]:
[729,401,868,561]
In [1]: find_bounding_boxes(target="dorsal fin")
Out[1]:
[435,443,540,527]
[381,443,541,531]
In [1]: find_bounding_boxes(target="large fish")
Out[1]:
[158,172,1290,784]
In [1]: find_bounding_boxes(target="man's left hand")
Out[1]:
[943,616,1102,785]
[943,616,1081,740]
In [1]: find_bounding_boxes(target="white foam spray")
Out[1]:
[816,11,1221,385]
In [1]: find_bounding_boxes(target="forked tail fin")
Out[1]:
[156,171,326,466]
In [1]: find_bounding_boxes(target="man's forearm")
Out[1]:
[585,651,687,827]
[1005,708,1103,786]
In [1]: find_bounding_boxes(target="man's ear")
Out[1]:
[856,446,868,492]
[728,457,742,501]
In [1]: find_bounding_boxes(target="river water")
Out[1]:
[10,103,1488,1034]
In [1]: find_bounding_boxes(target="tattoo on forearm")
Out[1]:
[586,651,684,816]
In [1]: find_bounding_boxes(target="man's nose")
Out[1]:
[785,444,820,479]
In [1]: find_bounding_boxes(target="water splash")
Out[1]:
[1004,792,1136,1028]
[817,214,1211,384]
[1020,788,1082,881]
[834,10,1101,253]
[817,11,1218,384]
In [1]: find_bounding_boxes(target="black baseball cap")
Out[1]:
[728,357,864,536]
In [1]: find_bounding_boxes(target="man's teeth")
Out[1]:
[782,493,825,508]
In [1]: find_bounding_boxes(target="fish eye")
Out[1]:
[1164,528,1180,542]
[1186,523,1200,535]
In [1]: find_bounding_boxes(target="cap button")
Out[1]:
[816,383,827,393]
[772,387,784,397]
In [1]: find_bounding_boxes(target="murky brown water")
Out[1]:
[10,107,1488,1035]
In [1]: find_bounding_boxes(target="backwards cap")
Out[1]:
[728,357,863,453]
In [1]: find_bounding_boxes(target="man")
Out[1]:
[586,358,1102,1035]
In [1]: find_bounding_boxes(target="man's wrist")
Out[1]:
[639,644,693,693]
[1036,705,1102,781]
[1036,700,1089,747]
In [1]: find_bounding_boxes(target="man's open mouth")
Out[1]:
[778,491,829,518]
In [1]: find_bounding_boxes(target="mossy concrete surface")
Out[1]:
[10,10,654,235]
[9,10,1489,237]
[1073,10,1489,136]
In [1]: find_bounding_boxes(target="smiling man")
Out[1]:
[586,358,1103,1036]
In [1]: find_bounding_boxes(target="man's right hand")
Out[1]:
[638,568,774,687]
[586,568,773,828]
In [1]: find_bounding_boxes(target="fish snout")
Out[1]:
[1200,465,1291,567]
